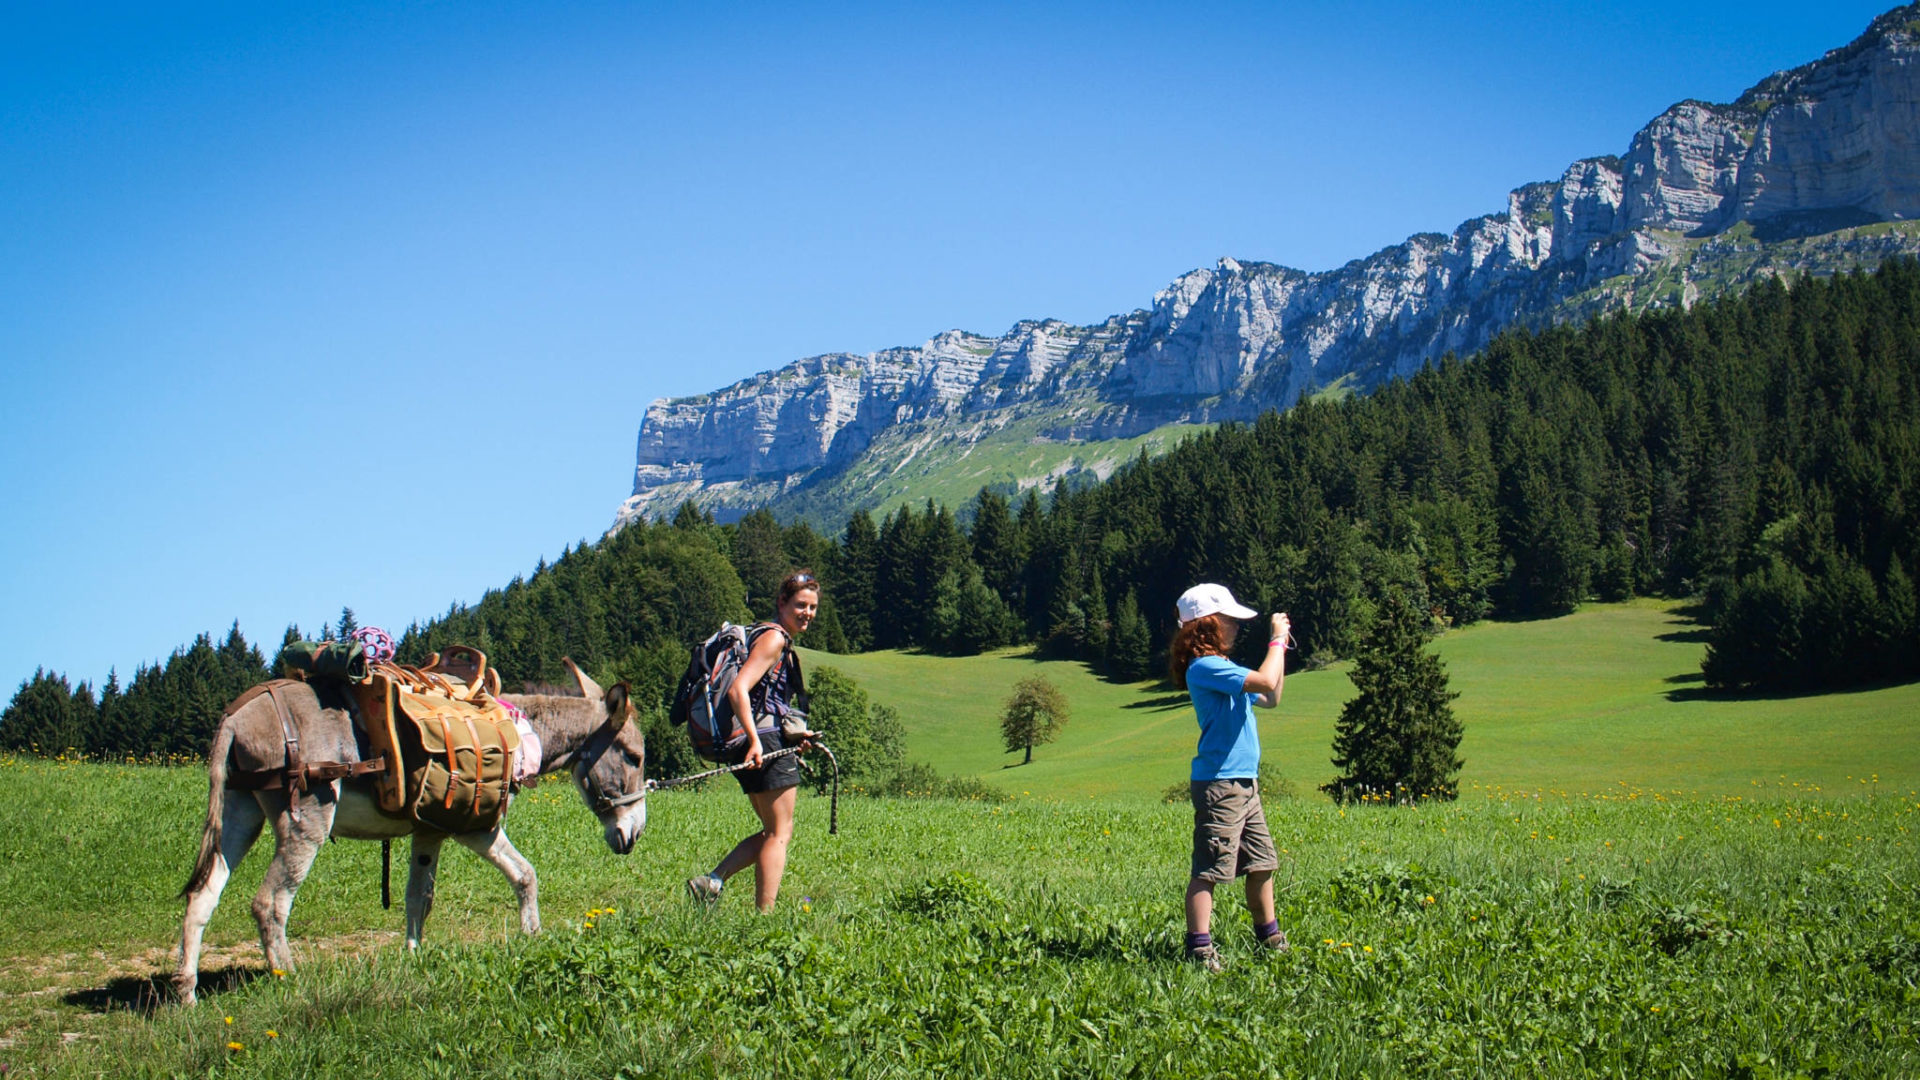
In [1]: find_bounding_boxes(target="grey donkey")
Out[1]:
[174,657,646,1004]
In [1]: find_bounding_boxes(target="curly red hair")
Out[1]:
[1168,614,1230,689]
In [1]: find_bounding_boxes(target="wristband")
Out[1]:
[1269,639,1285,649]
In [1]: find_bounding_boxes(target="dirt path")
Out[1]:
[1,929,401,1055]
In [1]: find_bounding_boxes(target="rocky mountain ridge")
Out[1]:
[616,5,1920,528]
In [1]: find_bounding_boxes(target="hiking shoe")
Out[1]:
[1256,929,1290,953]
[686,874,722,906]
[1185,943,1223,973]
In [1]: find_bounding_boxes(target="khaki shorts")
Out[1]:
[1190,778,1278,882]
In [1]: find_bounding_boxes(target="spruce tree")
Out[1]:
[1324,593,1462,803]
[1108,589,1152,681]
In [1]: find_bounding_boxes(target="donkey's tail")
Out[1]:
[180,720,236,898]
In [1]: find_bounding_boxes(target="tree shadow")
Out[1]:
[1663,672,1706,685]
[1662,678,1905,703]
[63,966,261,1016]
[1123,693,1189,711]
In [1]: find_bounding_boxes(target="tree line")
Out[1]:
[7,259,1916,758]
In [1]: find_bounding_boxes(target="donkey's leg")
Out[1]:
[175,794,266,1004]
[250,790,337,975]
[404,831,451,949]
[454,827,542,936]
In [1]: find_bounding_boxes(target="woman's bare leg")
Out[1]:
[712,786,798,912]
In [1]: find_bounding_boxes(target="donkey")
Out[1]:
[174,658,646,1004]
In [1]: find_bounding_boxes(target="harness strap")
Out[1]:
[226,757,387,791]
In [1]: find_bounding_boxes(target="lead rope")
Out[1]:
[380,839,392,910]
[649,741,839,835]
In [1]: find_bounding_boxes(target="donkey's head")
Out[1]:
[562,658,647,854]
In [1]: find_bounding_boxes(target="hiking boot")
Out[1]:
[1256,928,1290,953]
[686,874,722,906]
[1185,943,1223,973]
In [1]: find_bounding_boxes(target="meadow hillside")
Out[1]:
[801,599,1920,800]
[2,755,1916,1077]
[4,599,1918,1076]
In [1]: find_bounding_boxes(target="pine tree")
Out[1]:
[1324,593,1462,804]
[834,512,879,651]
[1000,675,1069,765]
[1108,589,1152,681]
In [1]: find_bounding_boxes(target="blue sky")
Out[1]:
[0,0,1893,693]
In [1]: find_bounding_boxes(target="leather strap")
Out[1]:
[227,757,387,791]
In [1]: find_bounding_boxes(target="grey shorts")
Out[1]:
[1190,778,1278,882]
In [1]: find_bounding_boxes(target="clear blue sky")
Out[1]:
[0,0,1893,694]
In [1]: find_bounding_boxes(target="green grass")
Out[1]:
[6,601,1920,1076]
[4,759,1918,1077]
[802,599,1920,800]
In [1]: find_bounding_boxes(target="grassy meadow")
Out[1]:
[3,599,1918,1077]
[803,599,1920,800]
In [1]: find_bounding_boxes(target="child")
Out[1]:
[1168,583,1290,971]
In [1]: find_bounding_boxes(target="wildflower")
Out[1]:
[225,1016,234,1025]
[1362,945,1373,953]
[265,1030,278,1039]
[1422,895,1435,905]
[271,969,286,978]
[228,1042,244,1051]
[801,903,812,913]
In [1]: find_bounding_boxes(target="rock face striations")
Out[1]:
[617,6,1920,528]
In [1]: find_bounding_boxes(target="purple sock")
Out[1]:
[1254,920,1281,940]
[1185,932,1213,951]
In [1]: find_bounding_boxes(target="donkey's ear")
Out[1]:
[562,657,604,701]
[605,682,633,730]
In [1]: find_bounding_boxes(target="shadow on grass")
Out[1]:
[1123,693,1189,711]
[64,966,262,1015]
[1663,676,1913,703]
[1663,672,1706,685]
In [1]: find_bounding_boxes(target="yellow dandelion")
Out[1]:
[228,1041,244,1051]
[1362,945,1373,953]
[266,1030,279,1039]
[801,903,812,913]
[225,1016,234,1025]
[271,969,286,978]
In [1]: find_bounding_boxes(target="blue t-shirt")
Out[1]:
[1187,654,1261,781]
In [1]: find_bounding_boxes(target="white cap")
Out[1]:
[1176,583,1257,626]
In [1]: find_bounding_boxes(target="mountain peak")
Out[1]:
[614,5,1920,530]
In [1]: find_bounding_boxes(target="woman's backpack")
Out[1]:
[670,622,787,762]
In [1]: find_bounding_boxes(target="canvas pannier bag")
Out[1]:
[340,651,523,833]
[394,686,520,834]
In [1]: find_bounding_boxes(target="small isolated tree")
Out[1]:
[1000,675,1069,765]
[1324,592,1462,804]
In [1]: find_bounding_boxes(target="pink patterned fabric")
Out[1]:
[501,699,541,783]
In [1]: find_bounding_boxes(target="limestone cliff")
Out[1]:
[616,5,1920,528]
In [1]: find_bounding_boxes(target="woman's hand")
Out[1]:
[1270,612,1290,647]
[744,735,765,770]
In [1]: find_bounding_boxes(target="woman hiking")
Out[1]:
[686,570,821,912]
[1169,583,1291,972]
